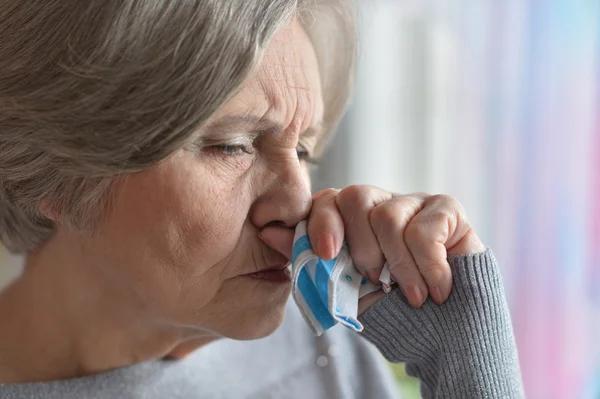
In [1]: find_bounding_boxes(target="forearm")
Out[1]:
[358,250,525,398]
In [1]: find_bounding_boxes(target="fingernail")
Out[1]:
[403,284,425,308]
[431,287,443,304]
[413,285,426,307]
[318,234,336,260]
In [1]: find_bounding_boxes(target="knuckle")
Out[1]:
[419,205,455,229]
[369,201,414,236]
[392,196,424,215]
[431,193,455,204]
[312,188,340,202]
[405,219,433,242]
[410,192,431,201]
[430,210,452,226]
[429,194,461,211]
[369,204,396,236]
[336,185,376,210]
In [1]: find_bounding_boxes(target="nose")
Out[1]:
[250,159,312,229]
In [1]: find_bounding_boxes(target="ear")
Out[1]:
[38,199,59,221]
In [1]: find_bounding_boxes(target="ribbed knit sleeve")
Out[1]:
[359,250,525,398]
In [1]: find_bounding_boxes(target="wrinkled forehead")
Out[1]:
[207,21,324,139]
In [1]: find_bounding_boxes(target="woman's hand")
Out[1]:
[309,186,485,308]
[259,185,485,308]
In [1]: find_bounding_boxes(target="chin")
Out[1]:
[221,283,292,341]
[242,307,288,340]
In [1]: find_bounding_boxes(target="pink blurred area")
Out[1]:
[314,1,600,398]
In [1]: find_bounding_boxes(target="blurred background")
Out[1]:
[1,1,599,398]
[314,0,600,398]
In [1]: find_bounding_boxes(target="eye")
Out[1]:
[296,147,318,165]
[209,144,254,156]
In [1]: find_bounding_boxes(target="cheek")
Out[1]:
[302,164,312,191]
[94,156,254,312]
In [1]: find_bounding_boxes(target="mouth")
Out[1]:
[244,264,292,283]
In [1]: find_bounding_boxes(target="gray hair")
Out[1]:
[0,0,356,253]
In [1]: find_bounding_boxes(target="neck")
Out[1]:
[0,240,216,384]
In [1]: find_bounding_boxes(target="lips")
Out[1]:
[244,264,292,283]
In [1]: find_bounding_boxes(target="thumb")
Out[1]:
[259,226,295,260]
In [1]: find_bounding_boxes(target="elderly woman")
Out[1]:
[0,1,524,398]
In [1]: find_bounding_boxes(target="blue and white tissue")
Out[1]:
[291,221,393,336]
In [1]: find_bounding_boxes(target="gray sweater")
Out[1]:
[0,250,524,398]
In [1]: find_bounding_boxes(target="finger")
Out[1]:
[259,226,295,260]
[429,195,483,254]
[335,185,393,283]
[335,185,391,282]
[404,195,458,304]
[307,188,344,260]
[442,203,486,255]
[448,227,486,256]
[370,195,429,308]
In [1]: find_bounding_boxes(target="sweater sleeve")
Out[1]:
[358,249,525,399]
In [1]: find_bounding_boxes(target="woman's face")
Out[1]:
[66,21,324,340]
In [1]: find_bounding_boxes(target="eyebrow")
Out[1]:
[200,115,323,139]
